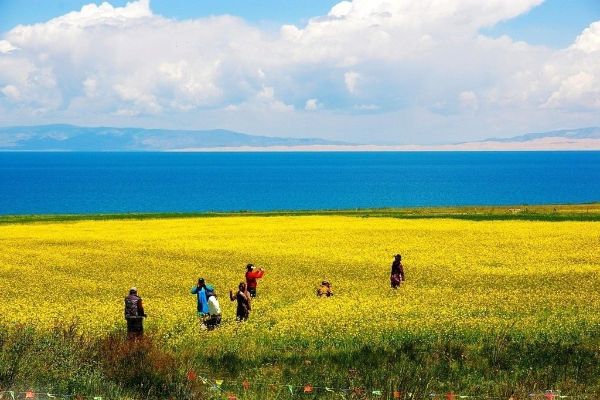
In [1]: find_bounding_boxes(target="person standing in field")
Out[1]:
[245,264,265,297]
[317,280,334,297]
[390,254,405,289]
[191,278,210,318]
[230,282,251,321]
[205,291,222,330]
[124,287,147,339]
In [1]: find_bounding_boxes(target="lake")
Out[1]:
[1,151,599,214]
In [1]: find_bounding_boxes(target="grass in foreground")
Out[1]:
[0,215,599,398]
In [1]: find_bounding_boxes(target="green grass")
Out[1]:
[1,203,600,224]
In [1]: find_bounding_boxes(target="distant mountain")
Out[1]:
[480,127,600,143]
[0,124,350,151]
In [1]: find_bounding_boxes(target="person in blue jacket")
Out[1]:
[191,277,209,317]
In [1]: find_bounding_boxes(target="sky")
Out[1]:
[0,0,599,144]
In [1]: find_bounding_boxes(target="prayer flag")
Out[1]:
[25,391,35,399]
[544,393,555,400]
[215,379,224,387]
[372,389,382,396]
[46,394,56,399]
[304,384,313,393]
[242,379,250,390]
[446,392,456,400]
[227,394,238,400]
[288,385,294,395]
[325,387,335,392]
[93,397,103,400]
[393,390,402,399]
[9,392,15,400]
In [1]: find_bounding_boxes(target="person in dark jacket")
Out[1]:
[390,254,405,289]
[230,282,251,321]
[317,280,333,297]
[124,287,147,338]
[245,264,265,297]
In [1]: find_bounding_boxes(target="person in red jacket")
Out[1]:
[245,263,265,297]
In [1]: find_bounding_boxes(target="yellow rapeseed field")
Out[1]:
[1,216,599,354]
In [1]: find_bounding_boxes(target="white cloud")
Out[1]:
[459,91,479,111]
[1,85,22,101]
[0,40,18,54]
[344,72,360,94]
[572,21,600,54]
[542,72,600,110]
[305,98,320,110]
[0,0,598,144]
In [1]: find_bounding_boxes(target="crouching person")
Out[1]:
[124,287,147,339]
[205,291,222,330]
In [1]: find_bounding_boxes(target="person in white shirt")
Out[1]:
[205,292,222,330]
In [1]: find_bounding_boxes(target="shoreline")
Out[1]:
[1,203,599,223]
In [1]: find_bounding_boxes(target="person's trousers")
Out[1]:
[127,318,144,338]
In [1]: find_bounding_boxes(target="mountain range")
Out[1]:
[0,124,599,151]
[0,124,349,151]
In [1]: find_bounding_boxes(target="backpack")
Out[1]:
[124,295,140,319]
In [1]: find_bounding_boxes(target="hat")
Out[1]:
[246,263,254,270]
[129,287,137,293]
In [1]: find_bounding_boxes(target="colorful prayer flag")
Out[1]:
[215,379,224,387]
[93,397,103,400]
[47,394,56,399]
[227,394,238,400]
[325,387,335,392]
[544,393,556,400]
[304,384,313,393]
[372,389,382,396]
[446,392,456,400]
[25,391,34,399]
[242,379,250,390]
[393,390,402,399]
[288,385,294,395]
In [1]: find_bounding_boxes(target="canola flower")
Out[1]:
[0,216,599,356]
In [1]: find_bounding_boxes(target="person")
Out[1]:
[191,278,209,317]
[205,291,222,330]
[245,264,265,297]
[124,287,147,338]
[317,280,333,297]
[390,254,405,289]
[230,282,251,321]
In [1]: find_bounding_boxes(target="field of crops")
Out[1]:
[1,215,599,398]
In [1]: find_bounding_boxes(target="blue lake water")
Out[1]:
[1,152,599,215]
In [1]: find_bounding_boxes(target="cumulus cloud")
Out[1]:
[0,0,598,143]
[305,98,322,111]
[0,40,18,54]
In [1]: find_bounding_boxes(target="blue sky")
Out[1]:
[0,0,599,144]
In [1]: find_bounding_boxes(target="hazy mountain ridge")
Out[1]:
[0,124,350,150]
[1,125,599,151]
[477,127,600,143]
